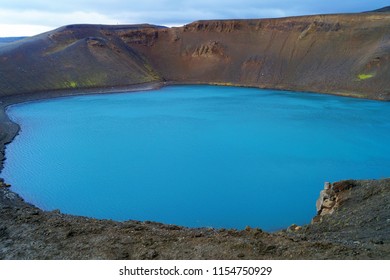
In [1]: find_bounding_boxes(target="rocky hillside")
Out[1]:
[1,13,390,99]
[0,25,162,96]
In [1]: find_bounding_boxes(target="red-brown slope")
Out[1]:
[0,14,390,99]
[127,14,390,99]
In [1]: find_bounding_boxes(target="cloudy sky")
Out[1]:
[0,0,388,37]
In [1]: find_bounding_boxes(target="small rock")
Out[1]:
[287,224,302,232]
[66,230,76,238]
[333,180,355,193]
[237,253,245,258]
[0,226,8,238]
[166,225,181,230]
[311,215,322,224]
[0,180,11,188]
[134,225,145,231]
[4,191,16,200]
[320,208,334,216]
[265,245,276,252]
[193,232,203,238]
[322,199,335,208]
[142,250,159,260]
[316,189,330,212]
[372,239,384,245]
[30,209,40,215]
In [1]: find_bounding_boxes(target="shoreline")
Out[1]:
[1,176,388,259]
[2,81,386,171]
[0,83,389,259]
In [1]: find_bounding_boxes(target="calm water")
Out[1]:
[2,85,390,230]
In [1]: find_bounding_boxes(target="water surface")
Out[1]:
[2,85,390,230]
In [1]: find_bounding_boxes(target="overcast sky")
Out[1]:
[0,0,388,37]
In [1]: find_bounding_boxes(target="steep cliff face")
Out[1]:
[129,14,390,99]
[1,13,390,99]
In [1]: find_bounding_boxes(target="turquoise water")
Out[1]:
[2,85,390,230]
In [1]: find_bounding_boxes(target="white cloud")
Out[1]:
[0,24,52,37]
[0,8,120,36]
[0,9,118,25]
[0,7,227,36]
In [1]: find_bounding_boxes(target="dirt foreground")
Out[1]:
[0,177,388,259]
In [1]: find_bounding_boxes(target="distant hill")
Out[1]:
[367,6,390,13]
[0,37,26,45]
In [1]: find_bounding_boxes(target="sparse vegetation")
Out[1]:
[64,81,78,88]
[357,73,374,80]
[210,82,234,86]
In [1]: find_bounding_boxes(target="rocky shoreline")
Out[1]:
[0,177,389,259]
[0,83,389,259]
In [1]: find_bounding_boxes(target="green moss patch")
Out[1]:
[357,73,374,80]
[64,81,78,88]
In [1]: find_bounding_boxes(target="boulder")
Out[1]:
[322,199,336,209]
[333,180,356,193]
[316,188,335,213]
